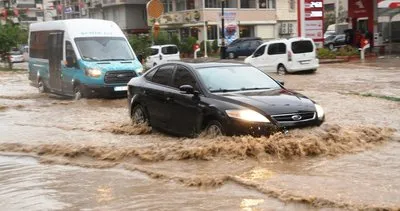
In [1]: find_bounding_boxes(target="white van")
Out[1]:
[145,44,180,69]
[244,37,319,75]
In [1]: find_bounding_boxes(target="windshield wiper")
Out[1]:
[240,87,273,91]
[209,88,241,93]
[99,58,133,61]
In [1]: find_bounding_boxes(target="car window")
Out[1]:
[150,48,159,56]
[161,46,178,55]
[151,65,175,86]
[173,65,197,89]
[253,45,266,57]
[268,43,286,55]
[65,41,77,60]
[250,40,261,49]
[291,40,314,54]
[239,41,250,48]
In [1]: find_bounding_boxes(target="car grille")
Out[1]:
[104,71,137,84]
[271,112,316,122]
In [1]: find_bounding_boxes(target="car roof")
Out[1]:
[151,44,178,48]
[169,62,248,69]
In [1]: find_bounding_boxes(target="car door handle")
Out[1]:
[166,96,173,102]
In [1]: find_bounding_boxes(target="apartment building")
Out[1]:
[87,0,148,33]
[1,0,89,26]
[152,0,297,42]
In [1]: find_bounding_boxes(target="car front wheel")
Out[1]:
[228,52,236,59]
[131,104,148,125]
[205,120,225,136]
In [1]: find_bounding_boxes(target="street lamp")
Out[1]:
[220,0,226,59]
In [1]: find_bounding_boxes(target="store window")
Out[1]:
[241,0,256,8]
[207,25,218,40]
[205,0,236,8]
[239,25,255,37]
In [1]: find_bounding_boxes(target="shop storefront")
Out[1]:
[348,0,400,48]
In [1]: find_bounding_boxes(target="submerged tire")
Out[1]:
[205,120,225,136]
[131,104,148,125]
[73,85,84,100]
[38,80,47,93]
[277,65,287,76]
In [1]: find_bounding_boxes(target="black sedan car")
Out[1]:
[127,62,325,137]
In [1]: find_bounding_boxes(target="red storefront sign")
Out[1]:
[298,0,324,47]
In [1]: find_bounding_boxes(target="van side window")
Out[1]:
[161,46,178,54]
[151,65,175,86]
[65,41,77,60]
[253,45,266,57]
[268,43,286,55]
[29,31,50,59]
[150,48,159,56]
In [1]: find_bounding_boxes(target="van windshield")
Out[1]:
[75,37,134,61]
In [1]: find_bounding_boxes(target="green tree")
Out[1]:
[0,23,20,69]
[128,34,152,65]
[0,7,27,69]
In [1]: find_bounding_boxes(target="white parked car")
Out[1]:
[9,50,24,63]
[145,45,180,69]
[244,37,319,75]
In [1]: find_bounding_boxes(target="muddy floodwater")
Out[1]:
[1,60,400,210]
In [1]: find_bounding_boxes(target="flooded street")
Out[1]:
[0,60,400,210]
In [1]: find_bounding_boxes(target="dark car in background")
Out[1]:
[324,34,346,50]
[127,62,325,137]
[225,37,263,59]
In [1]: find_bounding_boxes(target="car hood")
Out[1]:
[215,88,316,115]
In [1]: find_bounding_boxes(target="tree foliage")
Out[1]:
[0,9,28,69]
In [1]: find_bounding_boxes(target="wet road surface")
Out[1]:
[0,59,399,210]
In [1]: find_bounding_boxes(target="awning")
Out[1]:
[378,0,400,8]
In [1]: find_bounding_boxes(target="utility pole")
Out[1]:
[203,20,208,57]
[220,0,226,59]
[335,0,339,33]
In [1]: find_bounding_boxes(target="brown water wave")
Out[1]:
[0,124,395,162]
[5,154,398,211]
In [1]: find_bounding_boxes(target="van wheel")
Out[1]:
[73,85,84,100]
[131,104,148,125]
[228,52,236,59]
[38,80,48,93]
[277,65,287,76]
[205,120,225,136]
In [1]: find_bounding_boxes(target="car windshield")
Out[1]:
[75,37,134,61]
[196,65,281,92]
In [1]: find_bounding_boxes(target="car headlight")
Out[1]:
[315,104,324,120]
[85,68,102,78]
[226,109,270,123]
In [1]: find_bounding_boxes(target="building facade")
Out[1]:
[87,0,148,34]
[150,0,297,42]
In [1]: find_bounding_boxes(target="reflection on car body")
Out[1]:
[127,62,325,137]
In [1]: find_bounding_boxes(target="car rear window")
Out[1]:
[161,46,178,55]
[291,40,314,54]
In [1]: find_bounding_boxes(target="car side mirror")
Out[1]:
[66,56,75,68]
[179,85,195,94]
